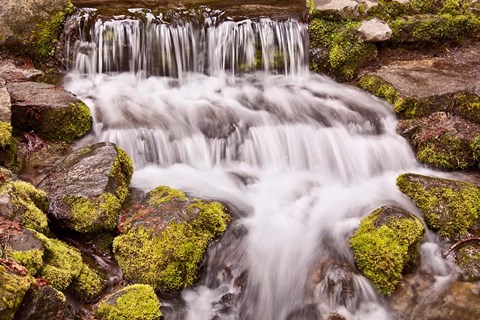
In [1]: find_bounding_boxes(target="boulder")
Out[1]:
[38,142,133,233]
[454,242,480,281]
[96,284,162,320]
[7,81,92,143]
[349,206,425,295]
[397,173,480,240]
[0,261,34,320]
[113,186,230,291]
[311,0,361,19]
[0,169,49,234]
[14,285,80,320]
[0,58,43,83]
[397,112,480,170]
[357,18,392,42]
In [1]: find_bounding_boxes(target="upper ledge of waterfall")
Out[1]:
[70,0,308,20]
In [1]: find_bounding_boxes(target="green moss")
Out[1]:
[35,232,83,290]
[456,243,480,281]
[96,284,161,320]
[0,122,13,148]
[470,135,480,164]
[109,146,133,203]
[41,102,92,143]
[0,265,34,320]
[358,75,400,104]
[11,181,49,234]
[455,92,480,124]
[26,1,74,63]
[148,186,188,207]
[9,249,44,276]
[113,200,230,291]
[349,207,425,295]
[416,134,474,170]
[70,264,105,301]
[397,173,480,239]
[64,192,121,233]
[0,122,18,171]
[309,19,377,81]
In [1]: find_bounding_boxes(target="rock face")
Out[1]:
[349,206,425,295]
[113,186,230,291]
[96,284,162,320]
[357,18,392,42]
[38,142,133,233]
[7,82,92,143]
[397,173,480,240]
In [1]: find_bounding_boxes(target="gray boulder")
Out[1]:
[357,18,392,42]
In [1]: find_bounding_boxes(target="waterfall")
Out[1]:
[64,8,455,320]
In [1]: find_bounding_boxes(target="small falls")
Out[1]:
[64,8,456,320]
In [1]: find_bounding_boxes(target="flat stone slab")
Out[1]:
[367,42,480,98]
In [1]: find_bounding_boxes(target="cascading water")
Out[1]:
[63,8,456,320]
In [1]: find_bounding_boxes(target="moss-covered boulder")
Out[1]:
[34,232,105,300]
[14,285,80,320]
[0,169,49,234]
[454,242,480,281]
[96,284,162,320]
[397,112,480,170]
[397,173,480,240]
[349,206,425,295]
[0,262,34,320]
[113,186,230,291]
[0,0,73,65]
[38,142,133,233]
[7,82,91,143]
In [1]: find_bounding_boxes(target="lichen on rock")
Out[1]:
[397,173,480,240]
[113,186,230,291]
[96,284,162,320]
[350,206,425,295]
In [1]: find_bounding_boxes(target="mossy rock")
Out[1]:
[455,242,480,281]
[0,263,34,320]
[397,173,480,240]
[113,186,230,291]
[0,122,18,171]
[7,82,92,143]
[309,18,377,81]
[2,228,45,276]
[38,142,133,233]
[455,92,480,124]
[350,206,425,295]
[96,284,162,320]
[14,285,79,320]
[0,173,49,234]
[34,232,105,300]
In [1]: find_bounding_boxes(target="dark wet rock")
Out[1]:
[14,285,80,320]
[113,185,230,291]
[0,260,34,320]
[38,142,133,233]
[285,304,321,320]
[0,168,50,234]
[397,112,480,170]
[7,81,92,143]
[358,42,480,119]
[454,242,480,281]
[96,284,162,320]
[397,173,480,240]
[349,206,425,295]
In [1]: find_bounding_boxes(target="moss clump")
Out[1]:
[350,206,425,295]
[148,186,188,207]
[0,121,18,171]
[455,243,480,281]
[0,122,13,148]
[455,92,480,124]
[9,249,44,276]
[113,198,230,291]
[10,181,49,234]
[96,284,161,320]
[40,102,92,143]
[416,134,474,170]
[70,264,105,301]
[397,173,480,239]
[0,264,34,320]
[63,192,121,233]
[358,75,400,104]
[309,19,377,81]
[26,1,74,63]
[109,146,134,203]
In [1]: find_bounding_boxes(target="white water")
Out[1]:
[64,10,456,320]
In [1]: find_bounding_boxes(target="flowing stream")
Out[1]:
[63,9,456,320]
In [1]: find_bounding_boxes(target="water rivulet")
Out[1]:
[64,9,455,320]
